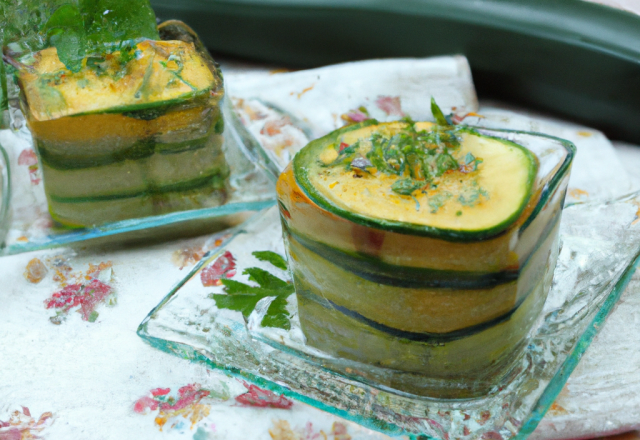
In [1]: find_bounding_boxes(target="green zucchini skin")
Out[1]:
[286,207,560,290]
[286,221,560,398]
[277,123,573,397]
[293,124,538,242]
[285,215,558,332]
[48,179,227,226]
[151,0,640,144]
[297,289,524,344]
[69,89,213,118]
[36,115,221,170]
[47,168,227,203]
[295,280,548,399]
[21,20,229,227]
[49,173,227,203]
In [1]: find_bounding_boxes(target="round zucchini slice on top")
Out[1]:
[293,120,538,241]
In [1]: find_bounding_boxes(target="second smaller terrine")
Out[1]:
[17,27,227,227]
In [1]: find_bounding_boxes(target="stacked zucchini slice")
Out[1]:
[17,28,227,226]
[277,116,568,397]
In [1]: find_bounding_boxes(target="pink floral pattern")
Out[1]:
[235,382,293,409]
[269,420,352,440]
[200,251,236,287]
[40,260,115,324]
[341,109,370,124]
[134,384,225,431]
[374,96,404,116]
[17,149,41,185]
[0,407,53,440]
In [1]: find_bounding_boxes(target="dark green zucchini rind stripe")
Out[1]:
[286,208,561,289]
[37,130,220,170]
[120,94,211,120]
[76,89,213,118]
[290,230,516,289]
[294,126,538,242]
[48,170,227,203]
[297,289,528,344]
[466,127,576,232]
[213,115,224,134]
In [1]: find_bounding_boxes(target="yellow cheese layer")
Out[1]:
[19,40,216,121]
[309,123,534,232]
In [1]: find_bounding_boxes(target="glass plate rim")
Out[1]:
[136,198,640,439]
[0,104,278,255]
[0,142,10,244]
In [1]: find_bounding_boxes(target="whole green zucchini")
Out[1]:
[151,0,640,144]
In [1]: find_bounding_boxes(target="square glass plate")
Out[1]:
[0,97,276,255]
[137,184,640,439]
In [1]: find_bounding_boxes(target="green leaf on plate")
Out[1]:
[244,267,290,290]
[210,251,295,329]
[252,251,288,271]
[210,293,264,319]
[261,296,291,330]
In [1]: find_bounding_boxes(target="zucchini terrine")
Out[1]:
[17,25,227,226]
[276,106,574,397]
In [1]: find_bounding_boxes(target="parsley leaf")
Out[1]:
[252,251,288,270]
[435,153,458,176]
[459,152,483,173]
[209,251,295,329]
[244,267,289,290]
[210,293,263,318]
[428,191,452,214]
[3,0,159,73]
[43,4,87,71]
[80,0,158,45]
[260,296,292,330]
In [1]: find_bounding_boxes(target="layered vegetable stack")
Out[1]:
[9,2,227,226]
[277,102,571,397]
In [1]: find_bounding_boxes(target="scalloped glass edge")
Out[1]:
[136,188,640,439]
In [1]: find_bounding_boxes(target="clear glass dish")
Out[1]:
[137,178,640,439]
[0,21,277,255]
[0,143,10,243]
[0,96,276,255]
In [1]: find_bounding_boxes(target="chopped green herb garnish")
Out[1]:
[412,195,421,211]
[391,178,424,195]
[458,186,489,206]
[159,55,197,90]
[435,153,458,176]
[460,152,483,173]
[323,98,487,214]
[431,97,449,126]
[428,191,452,214]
